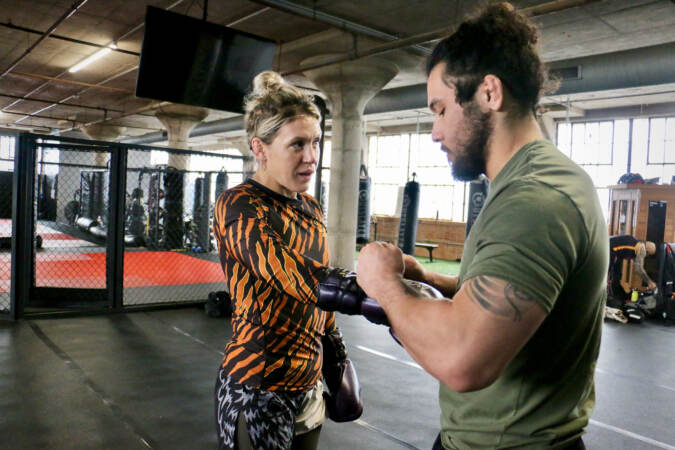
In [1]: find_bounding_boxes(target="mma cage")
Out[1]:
[0,132,245,320]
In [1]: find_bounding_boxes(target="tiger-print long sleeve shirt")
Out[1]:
[213,179,336,392]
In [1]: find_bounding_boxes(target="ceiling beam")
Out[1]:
[0,92,125,113]
[0,0,89,79]
[9,71,134,93]
[284,0,601,75]
[0,22,139,56]
[248,0,431,55]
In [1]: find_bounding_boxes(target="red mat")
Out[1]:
[0,251,224,292]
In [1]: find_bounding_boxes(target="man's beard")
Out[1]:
[450,102,492,181]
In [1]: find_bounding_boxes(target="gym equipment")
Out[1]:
[163,170,184,249]
[215,171,228,200]
[318,268,445,327]
[322,329,362,422]
[144,167,184,249]
[0,235,42,250]
[0,171,13,219]
[356,165,371,244]
[37,174,57,221]
[125,187,146,243]
[397,174,420,255]
[467,175,489,236]
[192,176,212,252]
[606,242,675,323]
[205,290,232,317]
[79,170,107,225]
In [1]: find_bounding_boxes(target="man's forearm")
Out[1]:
[426,271,459,297]
[380,281,461,383]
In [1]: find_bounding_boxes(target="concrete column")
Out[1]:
[82,124,125,167]
[228,138,257,180]
[155,105,209,170]
[302,55,397,269]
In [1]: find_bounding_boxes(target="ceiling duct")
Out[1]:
[549,42,675,96]
[550,65,582,81]
[124,42,675,144]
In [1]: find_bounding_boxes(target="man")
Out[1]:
[356,3,608,449]
[609,234,657,301]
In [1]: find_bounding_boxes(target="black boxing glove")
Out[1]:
[321,329,363,422]
[318,269,445,327]
[318,268,390,325]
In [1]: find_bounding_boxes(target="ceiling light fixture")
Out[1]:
[68,44,117,73]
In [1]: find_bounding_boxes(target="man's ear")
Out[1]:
[478,75,504,112]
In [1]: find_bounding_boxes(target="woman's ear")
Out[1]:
[250,137,265,161]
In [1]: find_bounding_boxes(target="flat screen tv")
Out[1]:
[136,7,277,113]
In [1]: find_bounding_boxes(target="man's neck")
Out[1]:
[485,114,543,180]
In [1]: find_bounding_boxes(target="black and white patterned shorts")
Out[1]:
[215,368,309,450]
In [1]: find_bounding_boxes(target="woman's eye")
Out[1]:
[439,108,445,117]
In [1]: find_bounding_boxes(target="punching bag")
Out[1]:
[397,173,420,255]
[356,165,371,244]
[215,171,228,199]
[163,170,184,249]
[466,175,489,236]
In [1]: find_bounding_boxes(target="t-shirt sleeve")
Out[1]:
[462,182,587,313]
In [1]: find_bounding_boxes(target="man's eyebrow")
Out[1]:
[429,98,440,112]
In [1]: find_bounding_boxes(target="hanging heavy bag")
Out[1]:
[321,329,363,422]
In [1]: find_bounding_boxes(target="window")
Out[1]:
[368,132,467,221]
[632,117,675,184]
[0,135,15,171]
[557,116,675,221]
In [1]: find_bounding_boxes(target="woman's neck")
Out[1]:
[251,172,297,199]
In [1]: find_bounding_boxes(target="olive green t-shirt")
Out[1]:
[440,140,608,449]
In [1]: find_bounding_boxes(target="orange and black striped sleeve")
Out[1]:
[215,199,330,306]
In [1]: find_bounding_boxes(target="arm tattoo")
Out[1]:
[465,276,537,322]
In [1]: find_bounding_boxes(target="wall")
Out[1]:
[610,184,675,242]
[369,215,466,261]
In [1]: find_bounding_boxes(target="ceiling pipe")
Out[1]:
[124,40,675,145]
[549,42,675,96]
[0,92,125,113]
[0,0,89,79]
[283,0,601,76]
[0,22,140,56]
[4,0,187,123]
[9,71,134,93]
[248,0,431,55]
[14,65,140,124]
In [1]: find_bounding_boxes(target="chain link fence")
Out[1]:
[5,134,247,316]
[32,139,111,306]
[123,147,243,306]
[0,134,16,315]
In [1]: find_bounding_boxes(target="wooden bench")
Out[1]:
[415,242,439,262]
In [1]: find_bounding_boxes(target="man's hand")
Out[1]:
[403,254,427,283]
[648,281,657,291]
[356,242,404,301]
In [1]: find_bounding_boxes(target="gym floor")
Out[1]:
[2,307,675,449]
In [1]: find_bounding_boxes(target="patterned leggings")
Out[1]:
[215,368,319,450]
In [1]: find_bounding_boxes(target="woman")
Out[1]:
[213,71,343,450]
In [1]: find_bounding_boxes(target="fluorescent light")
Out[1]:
[69,44,117,73]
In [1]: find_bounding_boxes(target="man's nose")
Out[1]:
[431,120,443,142]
